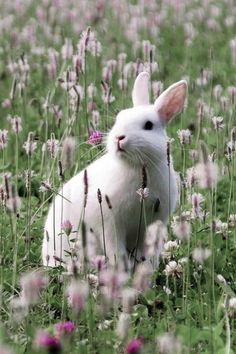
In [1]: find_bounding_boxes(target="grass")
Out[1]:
[0,0,236,353]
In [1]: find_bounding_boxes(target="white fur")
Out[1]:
[42,73,187,267]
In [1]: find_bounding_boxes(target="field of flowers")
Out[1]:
[1,0,236,353]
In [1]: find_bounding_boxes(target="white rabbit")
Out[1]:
[42,72,187,267]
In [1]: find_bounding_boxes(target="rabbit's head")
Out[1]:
[107,72,187,167]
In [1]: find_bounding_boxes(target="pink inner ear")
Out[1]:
[157,83,187,122]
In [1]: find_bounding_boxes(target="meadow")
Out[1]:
[0,0,236,353]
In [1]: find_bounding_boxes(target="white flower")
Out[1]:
[229,214,236,227]
[67,280,89,313]
[116,313,130,338]
[229,297,236,309]
[217,274,227,285]
[211,116,224,130]
[213,219,228,236]
[145,221,167,259]
[121,288,137,314]
[164,261,183,277]
[162,240,179,260]
[133,263,153,291]
[157,332,182,354]
[192,247,211,264]
[177,129,192,144]
[190,192,205,219]
[194,161,218,189]
[163,286,171,295]
[186,167,197,187]
[171,219,191,241]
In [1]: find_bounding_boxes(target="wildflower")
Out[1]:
[61,38,73,60]
[217,274,227,285]
[116,313,130,339]
[161,240,179,260]
[0,344,14,354]
[99,269,128,299]
[220,96,230,111]
[121,287,137,314]
[136,187,149,202]
[87,274,99,291]
[133,262,153,291]
[230,38,236,65]
[0,130,8,150]
[2,98,12,108]
[194,161,218,189]
[101,81,115,103]
[163,286,171,295]
[164,261,182,278]
[55,321,75,336]
[10,296,29,322]
[87,83,97,98]
[228,86,236,104]
[34,330,61,353]
[59,70,77,91]
[22,170,34,191]
[7,115,22,134]
[186,167,197,187]
[229,214,236,227]
[6,194,21,214]
[126,338,143,354]
[152,81,163,99]
[171,218,191,241]
[87,101,97,112]
[228,298,236,313]
[47,48,59,79]
[118,78,128,91]
[118,52,127,72]
[211,116,224,130]
[213,84,223,99]
[91,255,106,271]
[190,193,204,219]
[98,320,113,330]
[49,105,62,127]
[39,181,52,193]
[67,280,89,313]
[20,270,49,305]
[213,219,228,237]
[88,131,103,145]
[47,133,60,158]
[61,136,76,169]
[145,221,167,258]
[91,111,100,128]
[157,332,182,354]
[79,29,102,57]
[23,132,37,156]
[192,247,211,264]
[61,220,73,237]
[177,129,191,144]
[196,69,212,86]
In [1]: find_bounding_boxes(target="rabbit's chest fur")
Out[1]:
[71,154,176,244]
[43,152,178,266]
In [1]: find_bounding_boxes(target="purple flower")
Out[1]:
[126,338,143,353]
[55,321,75,336]
[34,330,61,353]
[61,220,73,236]
[88,131,103,145]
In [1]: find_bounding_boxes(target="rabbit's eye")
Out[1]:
[143,121,153,130]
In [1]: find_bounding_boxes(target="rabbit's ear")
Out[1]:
[132,71,150,106]
[154,80,187,124]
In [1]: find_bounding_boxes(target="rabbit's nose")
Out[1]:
[116,135,126,151]
[116,135,126,141]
